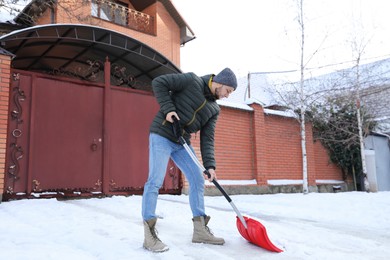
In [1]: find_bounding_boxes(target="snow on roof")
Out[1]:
[369,131,390,139]
[225,73,277,107]
[268,179,345,186]
[305,58,390,134]
[217,97,299,120]
[216,75,301,119]
[263,108,296,118]
[216,99,253,111]
[268,179,303,185]
[0,0,31,23]
[305,57,390,90]
[205,179,257,186]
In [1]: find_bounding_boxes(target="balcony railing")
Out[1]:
[91,0,155,35]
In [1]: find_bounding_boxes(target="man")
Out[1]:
[142,68,237,252]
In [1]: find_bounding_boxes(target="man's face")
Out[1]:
[215,85,235,99]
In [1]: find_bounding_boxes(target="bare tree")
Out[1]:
[247,0,390,193]
[347,16,374,192]
[303,8,389,192]
[296,0,310,193]
[247,0,332,194]
[276,0,328,194]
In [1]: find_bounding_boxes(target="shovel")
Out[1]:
[171,116,283,252]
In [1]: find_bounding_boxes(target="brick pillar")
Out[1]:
[0,52,12,202]
[250,103,267,185]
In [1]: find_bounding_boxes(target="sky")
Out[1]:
[1,0,389,79]
[172,0,390,78]
[0,0,29,21]
[0,191,389,259]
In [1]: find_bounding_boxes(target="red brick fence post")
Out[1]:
[0,50,13,202]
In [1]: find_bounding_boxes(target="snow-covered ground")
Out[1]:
[0,191,389,260]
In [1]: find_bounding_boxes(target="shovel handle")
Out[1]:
[171,116,229,200]
[209,175,231,202]
[171,116,247,228]
[171,116,184,144]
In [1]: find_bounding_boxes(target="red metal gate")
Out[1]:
[29,76,104,193]
[4,69,181,199]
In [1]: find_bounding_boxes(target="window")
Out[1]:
[91,0,128,26]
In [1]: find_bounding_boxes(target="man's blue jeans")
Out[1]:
[142,133,205,221]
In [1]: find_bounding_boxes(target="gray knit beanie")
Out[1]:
[213,67,237,90]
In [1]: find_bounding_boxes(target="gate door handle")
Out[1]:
[90,138,102,151]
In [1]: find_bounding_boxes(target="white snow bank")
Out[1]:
[1,191,389,259]
[205,179,257,186]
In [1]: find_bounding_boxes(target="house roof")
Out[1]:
[0,47,15,57]
[303,58,390,91]
[226,73,278,107]
[159,0,195,45]
[306,58,390,134]
[0,24,181,87]
[369,131,390,139]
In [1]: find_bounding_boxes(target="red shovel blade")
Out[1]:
[236,216,283,253]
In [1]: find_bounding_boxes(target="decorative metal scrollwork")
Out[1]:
[110,62,150,90]
[129,10,151,32]
[168,165,180,189]
[111,63,136,87]
[8,143,23,180]
[11,84,25,123]
[85,59,104,81]
[94,179,102,189]
[42,57,150,90]
[109,179,117,189]
[7,73,25,185]
[47,59,105,83]
[32,179,42,192]
[6,186,14,194]
[13,73,19,81]
[93,0,154,34]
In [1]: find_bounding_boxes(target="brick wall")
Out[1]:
[313,140,344,180]
[0,54,11,198]
[154,2,181,66]
[190,102,343,189]
[214,106,254,180]
[188,106,254,183]
[263,113,302,180]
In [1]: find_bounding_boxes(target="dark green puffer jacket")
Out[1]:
[150,72,220,170]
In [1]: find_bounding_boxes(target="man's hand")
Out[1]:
[166,111,180,123]
[204,168,217,182]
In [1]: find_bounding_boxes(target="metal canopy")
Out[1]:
[0,24,181,88]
